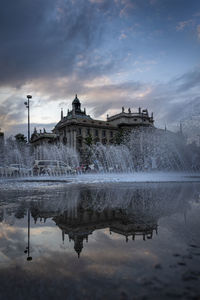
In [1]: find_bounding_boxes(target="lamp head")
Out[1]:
[27,95,32,99]
[27,256,32,261]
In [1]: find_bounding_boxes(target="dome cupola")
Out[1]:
[72,94,81,111]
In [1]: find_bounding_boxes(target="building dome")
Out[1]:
[72,94,81,112]
[72,94,80,104]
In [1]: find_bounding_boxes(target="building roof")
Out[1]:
[31,131,57,143]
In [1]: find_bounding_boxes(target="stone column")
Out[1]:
[67,130,70,147]
[69,130,72,148]
[73,130,76,150]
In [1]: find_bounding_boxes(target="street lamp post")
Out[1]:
[24,95,32,143]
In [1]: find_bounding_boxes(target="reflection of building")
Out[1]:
[28,183,193,257]
[31,95,154,154]
[0,183,192,259]
[30,202,159,257]
[53,208,158,258]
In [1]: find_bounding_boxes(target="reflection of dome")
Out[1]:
[74,236,83,258]
[66,231,90,258]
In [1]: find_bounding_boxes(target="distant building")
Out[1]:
[31,95,154,156]
[0,130,4,165]
[0,130,4,145]
[31,128,57,146]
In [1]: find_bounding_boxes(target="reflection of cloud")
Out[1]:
[0,223,25,263]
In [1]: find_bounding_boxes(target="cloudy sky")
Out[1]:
[0,0,200,138]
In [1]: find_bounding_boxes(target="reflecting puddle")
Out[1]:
[0,182,200,299]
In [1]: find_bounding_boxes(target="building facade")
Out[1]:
[31,95,154,157]
[54,95,154,151]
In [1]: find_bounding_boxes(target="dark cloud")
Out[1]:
[0,0,110,87]
[0,0,200,140]
[0,0,199,90]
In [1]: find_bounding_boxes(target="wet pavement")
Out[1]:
[0,180,200,299]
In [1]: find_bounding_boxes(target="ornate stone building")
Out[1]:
[54,95,154,151]
[31,94,154,157]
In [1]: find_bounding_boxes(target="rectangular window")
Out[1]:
[79,128,82,135]
[95,130,99,137]
[110,131,113,138]
[102,130,106,137]
[87,128,90,135]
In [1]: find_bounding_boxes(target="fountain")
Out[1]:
[86,127,199,173]
[89,143,134,172]
[0,127,200,179]
[0,139,79,177]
